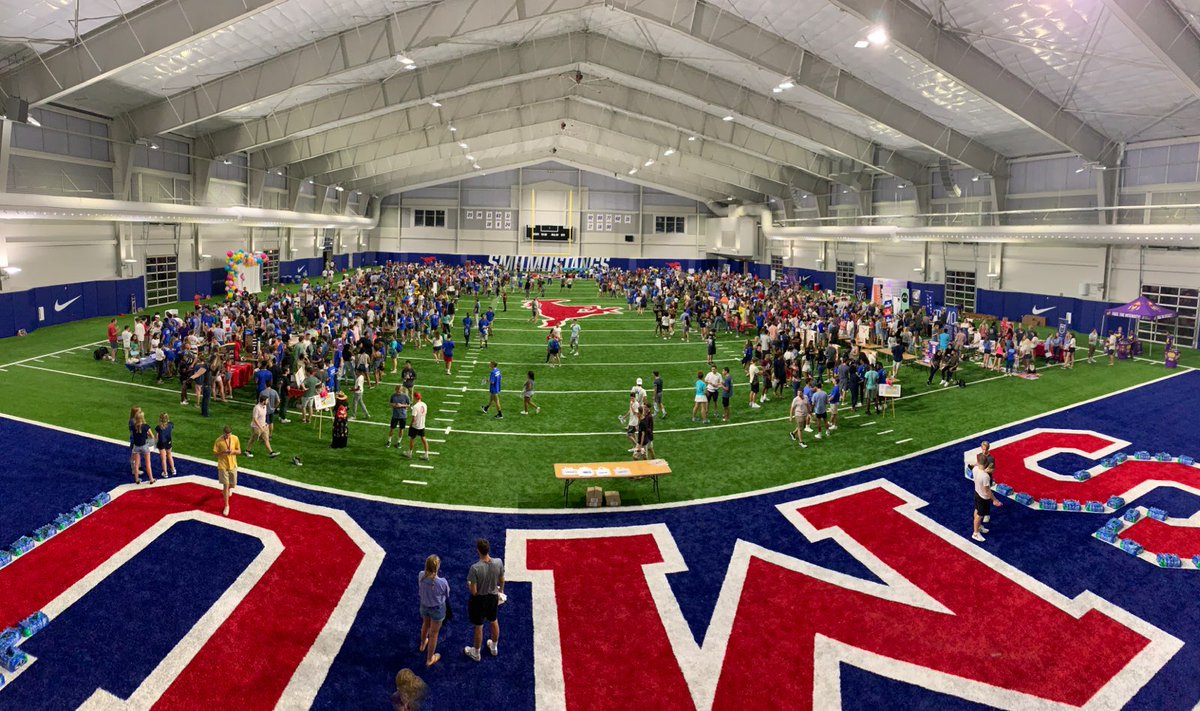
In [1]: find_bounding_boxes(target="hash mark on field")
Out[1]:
[438,409,458,413]
[402,479,428,485]
[845,414,861,420]
[895,438,913,445]
[426,438,446,443]
[409,464,434,470]
[434,417,454,422]
[877,429,894,435]
[859,421,876,427]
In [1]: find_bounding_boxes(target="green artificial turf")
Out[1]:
[0,281,1195,509]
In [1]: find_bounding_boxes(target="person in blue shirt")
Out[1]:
[326,362,339,392]
[721,367,734,422]
[480,361,504,419]
[254,361,273,395]
[479,317,490,349]
[828,377,841,431]
[462,314,473,347]
[442,335,455,375]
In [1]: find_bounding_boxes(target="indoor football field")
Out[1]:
[0,279,1194,509]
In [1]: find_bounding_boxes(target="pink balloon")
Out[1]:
[226,251,234,257]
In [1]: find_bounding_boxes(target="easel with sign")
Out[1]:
[313,391,336,438]
[878,382,901,417]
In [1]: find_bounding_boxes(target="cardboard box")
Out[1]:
[585,486,603,508]
[1022,315,1047,329]
[604,490,622,507]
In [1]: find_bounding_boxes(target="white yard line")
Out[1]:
[877,429,894,435]
[859,421,877,427]
[402,480,428,485]
[433,417,454,422]
[895,438,913,445]
[0,340,105,370]
[409,464,434,470]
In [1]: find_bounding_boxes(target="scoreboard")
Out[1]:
[526,225,573,241]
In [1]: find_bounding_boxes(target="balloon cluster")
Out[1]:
[224,250,268,299]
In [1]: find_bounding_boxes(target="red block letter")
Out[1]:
[509,482,1178,710]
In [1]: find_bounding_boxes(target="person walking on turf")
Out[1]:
[789,388,810,448]
[405,392,430,460]
[130,409,156,484]
[481,361,504,419]
[245,395,281,459]
[351,366,371,420]
[652,370,667,419]
[418,554,450,668]
[569,320,581,356]
[442,335,455,376]
[692,370,709,423]
[521,370,541,415]
[464,538,505,662]
[213,425,242,516]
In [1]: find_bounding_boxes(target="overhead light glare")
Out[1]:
[913,266,924,272]
[772,87,783,94]
[629,168,638,175]
[430,100,442,107]
[465,155,475,161]
[150,142,159,150]
[987,272,1000,278]
[854,39,871,49]
[644,159,654,167]
[663,148,675,156]
[722,115,734,121]
[688,135,697,141]
[1,266,21,275]
[335,185,345,192]
[26,115,41,127]
[458,142,468,149]
[474,164,481,170]
[867,27,888,45]
[971,175,980,182]
[1074,166,1086,173]
[396,54,415,65]
[449,125,457,132]
[778,80,794,89]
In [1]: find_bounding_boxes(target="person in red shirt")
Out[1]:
[106,319,119,362]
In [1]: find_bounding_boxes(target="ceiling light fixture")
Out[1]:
[1,266,21,275]
[722,115,734,121]
[629,168,638,175]
[458,142,468,149]
[867,27,888,45]
[1075,166,1086,173]
[971,175,980,182]
[644,159,655,167]
[335,185,345,192]
[854,39,870,49]
[688,136,697,141]
[772,87,783,94]
[430,100,442,107]
[778,80,794,90]
[664,148,675,156]
[26,115,40,127]
[150,142,159,150]
[449,125,457,132]
[465,155,475,161]
[474,164,481,170]
[396,54,415,65]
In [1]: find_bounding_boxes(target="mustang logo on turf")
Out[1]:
[526,299,622,329]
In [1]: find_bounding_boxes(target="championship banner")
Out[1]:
[488,255,609,272]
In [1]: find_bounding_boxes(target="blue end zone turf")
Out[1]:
[0,371,1197,708]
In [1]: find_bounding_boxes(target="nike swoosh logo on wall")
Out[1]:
[1031,306,1056,316]
[54,296,82,312]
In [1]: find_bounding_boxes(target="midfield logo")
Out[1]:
[526,299,622,329]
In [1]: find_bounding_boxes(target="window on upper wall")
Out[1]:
[415,209,447,227]
[945,270,977,312]
[655,216,685,233]
[262,249,280,287]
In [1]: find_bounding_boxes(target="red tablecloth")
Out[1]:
[229,362,254,390]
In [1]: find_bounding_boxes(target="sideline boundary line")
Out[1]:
[0,368,1188,514]
[0,340,105,370]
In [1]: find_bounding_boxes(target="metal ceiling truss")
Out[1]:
[335,121,786,201]
[824,0,1119,165]
[276,82,830,192]
[347,133,767,203]
[213,33,917,187]
[616,0,1007,178]
[1101,0,1200,101]
[121,0,594,139]
[0,0,287,105]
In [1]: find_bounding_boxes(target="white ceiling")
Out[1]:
[3,0,1200,198]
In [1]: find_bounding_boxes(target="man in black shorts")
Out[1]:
[464,538,505,662]
[972,441,1001,542]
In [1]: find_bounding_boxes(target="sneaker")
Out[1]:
[385,441,391,447]
[829,425,838,431]
[982,515,990,523]
[244,451,255,458]
[520,410,528,415]
[420,453,430,460]
[402,450,412,459]
[789,431,797,441]
[971,532,986,543]
[536,407,541,414]
[481,406,489,414]
[980,526,989,534]
[179,400,188,406]
[798,441,808,448]
[269,451,280,458]
[804,426,813,433]
[223,504,230,516]
[495,413,504,419]
[464,646,481,662]
[750,402,761,409]
[486,639,498,657]
[628,447,637,452]
[815,434,823,440]
[292,456,303,466]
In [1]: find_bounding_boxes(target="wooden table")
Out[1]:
[555,460,672,506]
